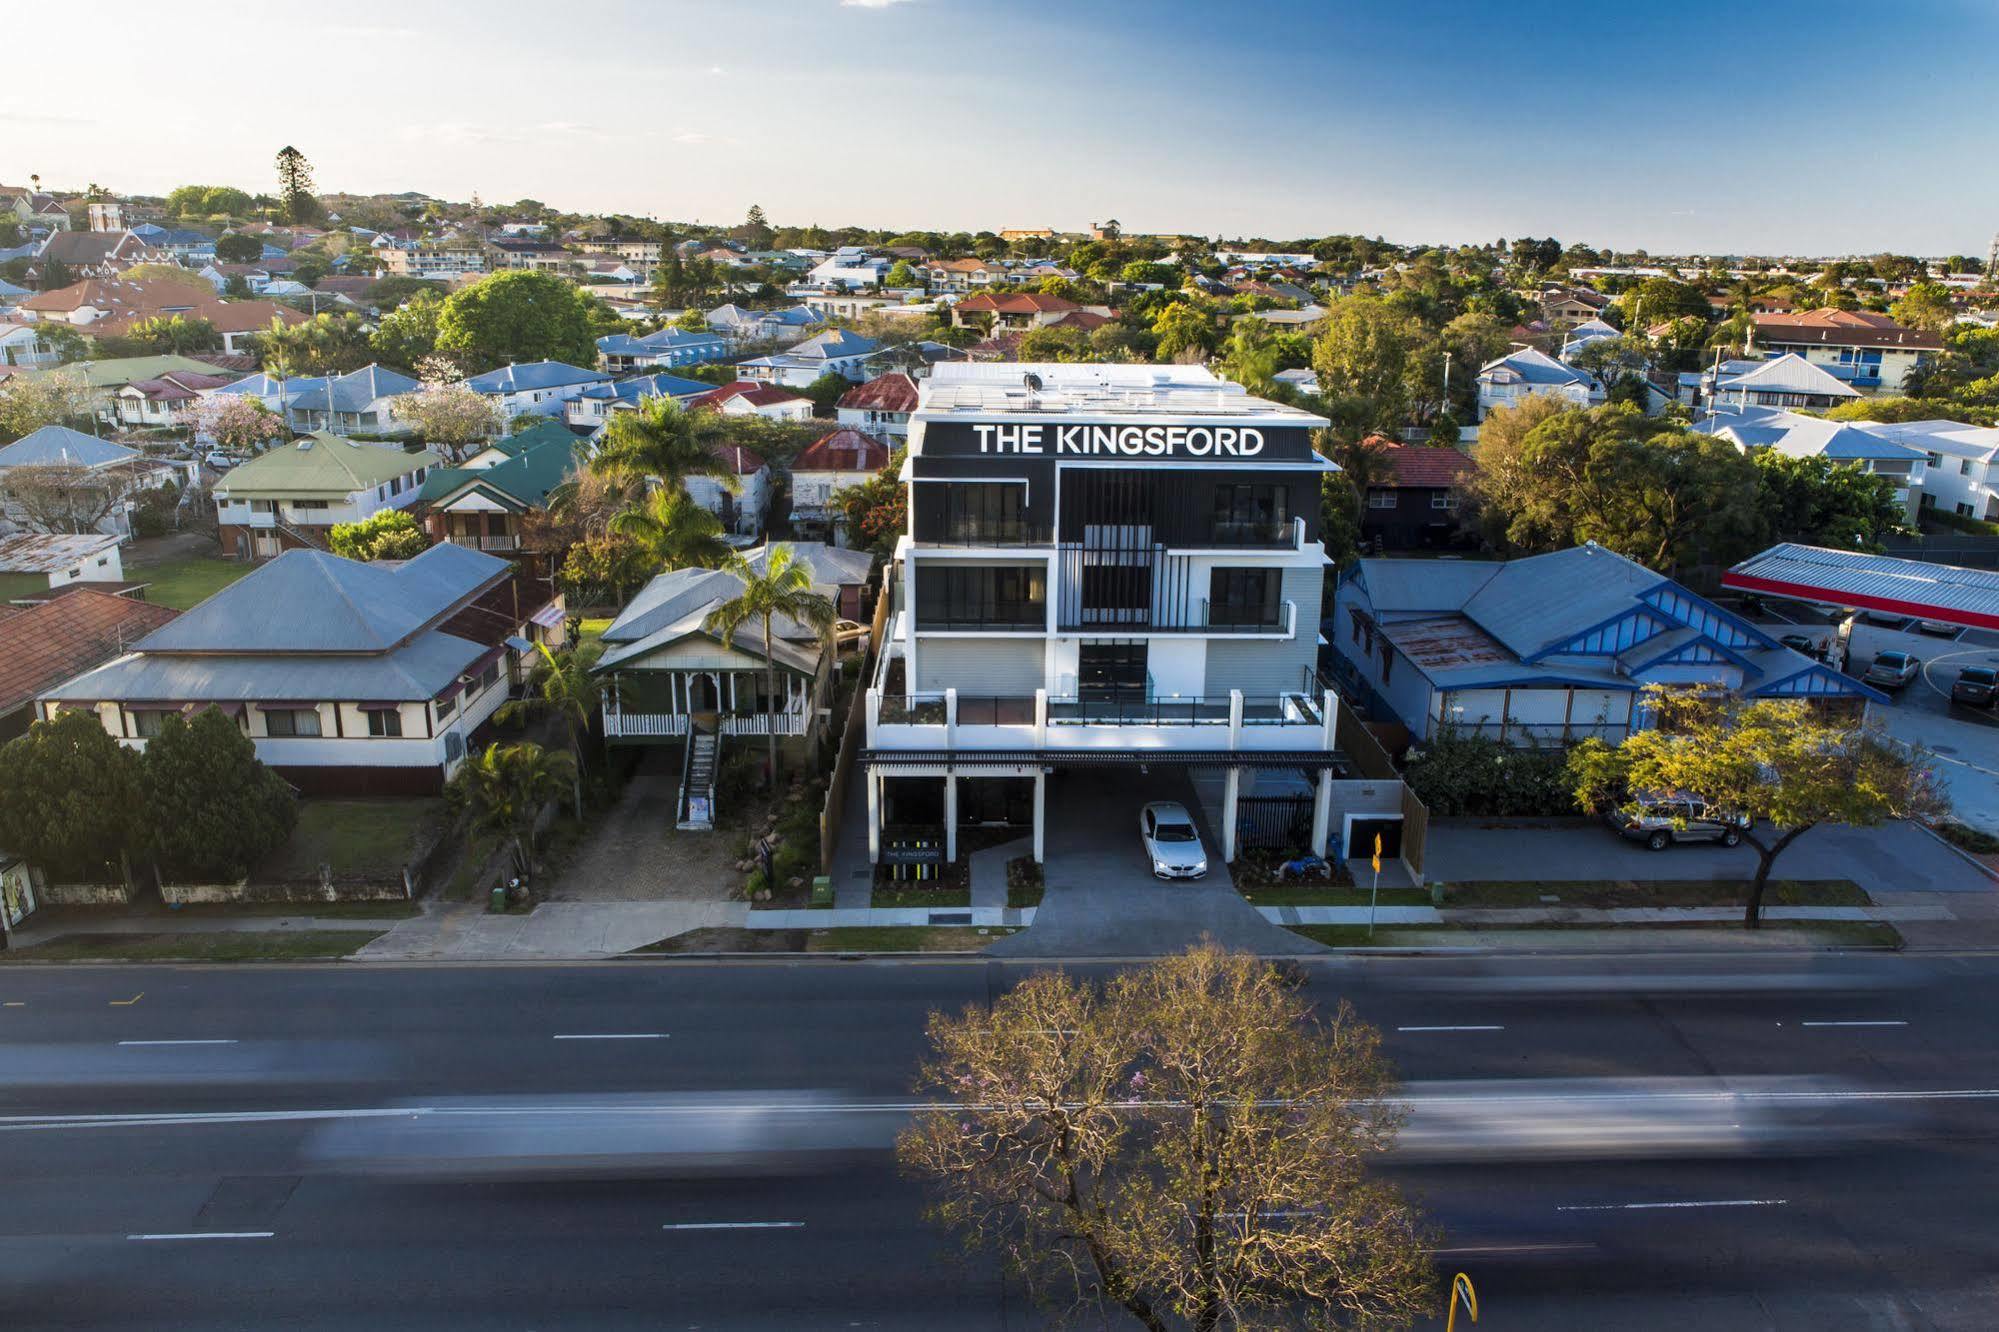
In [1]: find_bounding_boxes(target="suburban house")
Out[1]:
[0,319,63,369]
[594,328,730,373]
[604,238,664,266]
[1747,309,1943,394]
[1695,405,1927,522]
[746,541,873,621]
[950,291,1086,332]
[864,362,1376,873]
[1475,346,1602,420]
[835,372,918,442]
[806,253,890,290]
[707,303,822,344]
[788,428,891,545]
[0,425,182,538]
[379,240,491,279]
[491,238,572,272]
[89,296,307,355]
[39,544,566,796]
[593,560,838,778]
[684,441,771,541]
[685,381,814,423]
[462,361,611,421]
[282,363,422,436]
[18,275,212,328]
[1331,543,1878,748]
[1358,440,1477,550]
[0,531,126,594]
[1858,419,1999,521]
[565,370,712,435]
[0,587,178,741]
[1559,317,1621,359]
[925,258,1001,293]
[27,229,163,281]
[1703,353,1861,411]
[735,329,882,387]
[110,369,241,430]
[13,189,70,232]
[415,429,585,559]
[1539,286,1613,324]
[213,434,439,561]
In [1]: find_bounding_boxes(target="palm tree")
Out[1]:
[610,485,733,572]
[447,741,578,890]
[496,640,604,817]
[704,545,835,785]
[592,396,739,497]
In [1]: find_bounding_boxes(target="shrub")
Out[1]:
[1403,730,1580,816]
[1935,819,1999,854]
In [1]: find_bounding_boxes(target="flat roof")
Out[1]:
[1723,543,1999,631]
[913,362,1329,427]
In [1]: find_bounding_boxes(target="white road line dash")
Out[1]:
[661,1221,804,1231]
[1397,1025,1505,1032]
[128,1231,274,1241]
[1801,1020,1907,1028]
[1556,1199,1788,1212]
[117,1039,240,1047]
[551,1033,668,1041]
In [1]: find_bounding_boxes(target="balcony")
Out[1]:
[440,532,522,553]
[1056,599,1298,638]
[603,698,812,739]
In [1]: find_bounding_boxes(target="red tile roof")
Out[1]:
[1045,309,1112,331]
[0,589,179,717]
[687,381,810,414]
[1365,438,1478,490]
[794,428,890,473]
[836,372,918,414]
[1751,309,1943,351]
[956,291,1080,315]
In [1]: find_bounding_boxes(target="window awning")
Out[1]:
[506,635,536,653]
[355,701,403,713]
[530,603,566,629]
[255,700,319,710]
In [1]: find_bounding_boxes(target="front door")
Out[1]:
[687,674,720,716]
[1348,817,1403,862]
[1078,641,1147,701]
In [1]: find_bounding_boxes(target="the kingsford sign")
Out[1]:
[969,422,1265,457]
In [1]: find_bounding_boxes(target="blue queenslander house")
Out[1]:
[1330,543,1881,746]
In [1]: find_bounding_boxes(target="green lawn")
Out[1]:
[258,799,447,881]
[2,930,387,962]
[0,571,47,604]
[1289,920,1901,949]
[578,617,614,644]
[805,926,1015,953]
[869,884,973,909]
[127,556,255,610]
[1240,884,1431,907]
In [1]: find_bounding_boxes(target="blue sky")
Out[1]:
[5,0,1996,255]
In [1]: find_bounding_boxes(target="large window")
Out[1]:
[915,564,1046,630]
[367,709,404,737]
[1208,568,1281,629]
[1210,483,1290,544]
[940,483,1029,544]
[264,708,322,737]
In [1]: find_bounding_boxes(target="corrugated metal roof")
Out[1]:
[1723,543,1999,630]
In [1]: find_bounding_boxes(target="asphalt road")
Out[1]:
[5,954,1999,1330]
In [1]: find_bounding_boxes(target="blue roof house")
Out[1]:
[1474,346,1603,421]
[462,360,612,421]
[1331,544,1880,746]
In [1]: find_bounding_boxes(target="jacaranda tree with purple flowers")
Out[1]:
[896,942,1435,1330]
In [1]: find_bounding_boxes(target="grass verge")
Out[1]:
[1437,879,1869,909]
[868,885,973,909]
[1241,884,1431,908]
[1289,920,1902,949]
[635,925,1017,954]
[2,930,387,962]
[161,902,421,920]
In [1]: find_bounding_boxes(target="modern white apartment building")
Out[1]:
[861,364,1398,874]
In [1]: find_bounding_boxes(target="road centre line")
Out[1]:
[128,1232,274,1241]
[662,1221,804,1231]
[1397,1025,1505,1032]
[1556,1199,1788,1212]
[118,1039,239,1046]
[1800,1021,1908,1028]
[552,1033,668,1041]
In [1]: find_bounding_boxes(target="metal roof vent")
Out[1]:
[297,439,313,451]
[1022,372,1043,392]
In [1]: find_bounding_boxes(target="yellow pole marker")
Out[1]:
[1445,1271,1478,1332]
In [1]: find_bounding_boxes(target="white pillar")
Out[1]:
[1032,770,1046,864]
[866,770,881,863]
[865,687,881,747]
[1321,688,1338,752]
[1310,767,1333,859]
[945,687,958,747]
[1228,689,1244,751]
[1034,688,1048,746]
[944,773,958,863]
[1222,766,1240,864]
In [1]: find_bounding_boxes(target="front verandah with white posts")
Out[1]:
[601,667,817,741]
[859,685,1351,867]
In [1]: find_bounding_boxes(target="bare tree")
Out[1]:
[0,463,125,534]
[898,944,1436,1330]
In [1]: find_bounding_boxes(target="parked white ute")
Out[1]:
[1140,801,1209,880]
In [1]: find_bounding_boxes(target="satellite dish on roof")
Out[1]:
[1022,372,1043,392]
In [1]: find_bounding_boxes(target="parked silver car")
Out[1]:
[1609,796,1750,851]
[1862,651,1920,689]
[1139,801,1208,879]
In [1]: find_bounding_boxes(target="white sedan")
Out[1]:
[1140,801,1209,880]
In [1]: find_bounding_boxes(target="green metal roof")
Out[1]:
[216,433,441,499]
[416,436,585,511]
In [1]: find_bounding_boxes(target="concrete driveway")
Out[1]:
[986,767,1322,958]
[1426,818,1991,896]
[1871,671,1999,838]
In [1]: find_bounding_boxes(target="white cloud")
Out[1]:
[319,24,423,40]
[397,122,518,147]
[707,65,727,75]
